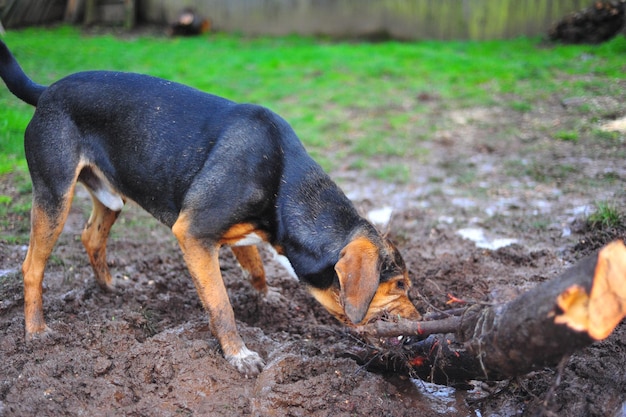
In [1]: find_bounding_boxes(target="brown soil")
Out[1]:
[1,92,625,416]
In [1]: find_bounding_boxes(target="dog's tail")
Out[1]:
[0,40,46,107]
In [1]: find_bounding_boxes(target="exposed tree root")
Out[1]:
[349,240,626,385]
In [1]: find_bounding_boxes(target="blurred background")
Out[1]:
[2,0,623,41]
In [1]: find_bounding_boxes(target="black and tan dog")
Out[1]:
[0,40,420,376]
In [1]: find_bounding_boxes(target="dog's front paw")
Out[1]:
[226,346,265,378]
[95,277,117,293]
[25,325,55,342]
[263,286,286,305]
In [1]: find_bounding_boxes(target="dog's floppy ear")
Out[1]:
[334,236,380,325]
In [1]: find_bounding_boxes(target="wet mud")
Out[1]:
[1,98,625,416]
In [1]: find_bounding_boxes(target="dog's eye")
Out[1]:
[396,281,406,290]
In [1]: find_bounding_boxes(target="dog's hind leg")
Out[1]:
[81,191,122,291]
[231,245,267,294]
[22,187,75,339]
[78,166,124,290]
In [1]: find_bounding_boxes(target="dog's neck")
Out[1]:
[274,163,377,289]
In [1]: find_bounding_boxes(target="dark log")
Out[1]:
[548,1,626,44]
[349,240,626,385]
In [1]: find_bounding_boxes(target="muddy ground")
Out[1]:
[1,79,626,416]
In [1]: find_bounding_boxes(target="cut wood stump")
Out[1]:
[349,240,626,385]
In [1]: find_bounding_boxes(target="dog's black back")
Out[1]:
[31,71,240,225]
[29,70,369,288]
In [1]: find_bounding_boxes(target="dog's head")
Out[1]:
[308,235,420,326]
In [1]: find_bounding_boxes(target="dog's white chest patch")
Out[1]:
[94,188,124,212]
[233,233,265,247]
[270,249,298,279]
[232,234,298,279]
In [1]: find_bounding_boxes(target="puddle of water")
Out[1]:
[0,269,18,278]
[457,227,517,250]
[438,215,455,224]
[451,197,477,209]
[343,182,432,211]
[531,199,551,214]
[414,380,459,414]
[569,204,592,216]
[484,197,520,217]
[411,379,481,417]
[367,206,393,226]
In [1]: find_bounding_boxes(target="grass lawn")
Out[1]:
[0,25,624,175]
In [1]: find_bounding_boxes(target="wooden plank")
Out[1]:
[1,0,66,27]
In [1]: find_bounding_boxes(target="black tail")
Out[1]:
[0,40,46,106]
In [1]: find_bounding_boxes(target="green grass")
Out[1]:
[588,201,624,229]
[503,158,584,185]
[0,26,625,174]
[554,130,580,142]
[371,164,411,184]
[0,187,32,243]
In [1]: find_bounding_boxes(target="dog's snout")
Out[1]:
[386,294,420,320]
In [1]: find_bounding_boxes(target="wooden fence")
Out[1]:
[0,0,66,28]
[2,0,592,40]
[139,0,591,40]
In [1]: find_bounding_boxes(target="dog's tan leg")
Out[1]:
[22,197,73,338]
[231,245,267,293]
[172,214,264,377]
[81,193,121,290]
